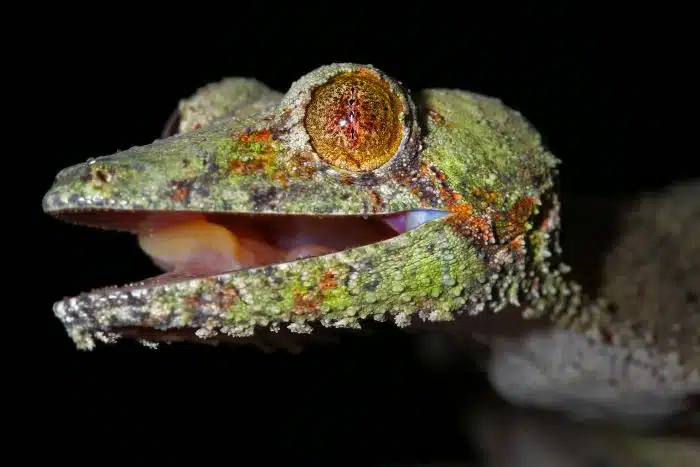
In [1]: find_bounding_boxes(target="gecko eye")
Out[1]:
[304,69,405,172]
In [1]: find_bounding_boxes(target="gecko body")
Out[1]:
[43,63,698,427]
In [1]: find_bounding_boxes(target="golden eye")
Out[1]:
[304,70,405,172]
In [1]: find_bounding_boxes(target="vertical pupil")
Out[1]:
[344,90,359,143]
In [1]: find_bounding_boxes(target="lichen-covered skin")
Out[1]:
[43,63,698,427]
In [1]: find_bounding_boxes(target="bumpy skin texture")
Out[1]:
[43,64,698,426]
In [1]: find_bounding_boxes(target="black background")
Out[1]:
[30,9,698,465]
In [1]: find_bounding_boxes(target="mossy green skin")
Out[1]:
[41,63,696,397]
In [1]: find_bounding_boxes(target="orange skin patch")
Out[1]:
[444,195,537,247]
[225,129,294,185]
[409,159,535,249]
[293,291,321,315]
[169,182,190,202]
[229,158,268,175]
[319,270,338,291]
[228,130,321,186]
[494,196,536,243]
[446,203,495,246]
[239,128,273,144]
[506,235,525,255]
[294,269,340,315]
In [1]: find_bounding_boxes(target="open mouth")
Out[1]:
[53,209,451,293]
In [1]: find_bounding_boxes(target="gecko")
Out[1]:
[42,63,698,430]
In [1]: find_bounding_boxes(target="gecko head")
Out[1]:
[43,63,560,350]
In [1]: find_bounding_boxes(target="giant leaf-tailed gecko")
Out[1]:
[42,63,698,429]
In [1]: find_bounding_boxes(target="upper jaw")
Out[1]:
[43,63,428,220]
[42,114,430,219]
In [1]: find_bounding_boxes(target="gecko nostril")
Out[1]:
[685,291,698,304]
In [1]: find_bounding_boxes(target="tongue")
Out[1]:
[136,213,405,276]
[137,218,340,275]
[138,218,284,275]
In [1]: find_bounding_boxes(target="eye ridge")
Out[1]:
[305,70,405,172]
